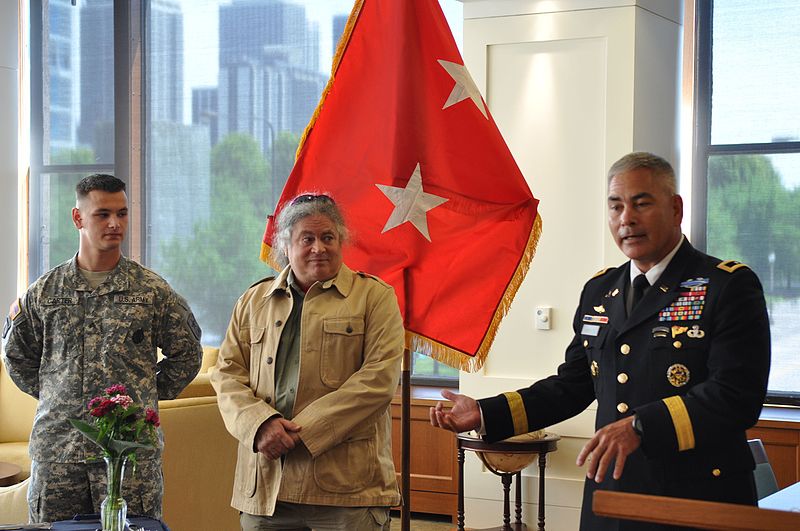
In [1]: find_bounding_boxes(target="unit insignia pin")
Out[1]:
[667,364,690,387]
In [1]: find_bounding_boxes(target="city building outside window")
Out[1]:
[29,0,460,385]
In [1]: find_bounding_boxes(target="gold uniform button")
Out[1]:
[617,373,629,384]
[673,340,682,349]
[620,344,631,355]
[583,340,589,347]
[617,402,629,413]
[712,468,721,477]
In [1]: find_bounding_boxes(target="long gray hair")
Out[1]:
[271,193,349,268]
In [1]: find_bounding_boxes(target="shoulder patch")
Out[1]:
[717,260,749,273]
[356,271,391,289]
[8,298,22,321]
[591,268,612,279]
[248,276,276,289]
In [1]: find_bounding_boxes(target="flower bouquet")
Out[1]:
[69,384,160,531]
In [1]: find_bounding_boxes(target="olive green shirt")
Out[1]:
[274,272,303,419]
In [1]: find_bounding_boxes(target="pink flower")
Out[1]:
[110,394,133,408]
[87,396,103,410]
[105,384,127,396]
[144,408,160,427]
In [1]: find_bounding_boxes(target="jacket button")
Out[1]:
[620,344,631,355]
[346,326,353,334]
[275,320,283,327]
[266,357,274,364]
[712,468,721,477]
[583,340,589,347]
[617,402,629,413]
[617,373,629,384]
[265,396,272,404]
[673,340,682,349]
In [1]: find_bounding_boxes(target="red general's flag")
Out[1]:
[261,0,540,372]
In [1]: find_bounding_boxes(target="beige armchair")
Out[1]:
[0,347,239,531]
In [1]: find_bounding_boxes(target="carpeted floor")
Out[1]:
[389,512,454,530]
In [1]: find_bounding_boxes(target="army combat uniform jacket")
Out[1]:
[479,239,770,531]
[2,255,202,463]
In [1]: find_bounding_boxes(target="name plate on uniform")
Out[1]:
[42,296,78,306]
[581,324,600,336]
[114,294,154,305]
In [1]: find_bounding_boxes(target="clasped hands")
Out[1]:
[429,390,641,482]
[254,416,302,460]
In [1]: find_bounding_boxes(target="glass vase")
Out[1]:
[101,455,128,531]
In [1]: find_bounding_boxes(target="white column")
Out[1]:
[0,1,20,307]
[459,1,681,529]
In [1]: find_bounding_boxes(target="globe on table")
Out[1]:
[476,430,547,474]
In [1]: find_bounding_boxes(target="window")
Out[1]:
[694,0,800,404]
[29,0,461,386]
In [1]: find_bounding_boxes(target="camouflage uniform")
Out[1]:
[2,255,202,522]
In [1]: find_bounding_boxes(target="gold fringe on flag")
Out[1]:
[260,0,364,264]
[406,212,543,373]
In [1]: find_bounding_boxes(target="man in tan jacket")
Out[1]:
[211,193,404,530]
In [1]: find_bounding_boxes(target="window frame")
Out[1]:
[692,0,800,406]
[29,0,459,388]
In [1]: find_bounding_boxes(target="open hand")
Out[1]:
[429,389,481,433]
[576,416,641,482]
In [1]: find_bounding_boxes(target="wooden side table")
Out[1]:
[456,433,560,531]
[0,461,22,487]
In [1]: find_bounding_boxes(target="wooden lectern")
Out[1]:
[592,490,800,530]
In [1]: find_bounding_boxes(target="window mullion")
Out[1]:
[114,0,145,263]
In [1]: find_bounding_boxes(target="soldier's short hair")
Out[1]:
[607,152,677,194]
[76,174,126,199]
[271,193,349,269]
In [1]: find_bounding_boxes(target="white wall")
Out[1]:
[459,1,680,528]
[0,1,19,307]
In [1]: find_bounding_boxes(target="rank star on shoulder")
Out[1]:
[376,163,448,242]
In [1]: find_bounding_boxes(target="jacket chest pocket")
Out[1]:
[320,317,365,388]
[249,327,266,390]
[649,328,709,388]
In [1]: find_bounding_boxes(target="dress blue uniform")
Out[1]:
[479,239,771,530]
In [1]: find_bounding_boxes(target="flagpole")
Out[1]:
[401,347,411,531]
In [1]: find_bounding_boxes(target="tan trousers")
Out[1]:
[240,502,390,531]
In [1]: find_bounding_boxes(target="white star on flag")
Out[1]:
[438,59,488,119]
[376,163,448,242]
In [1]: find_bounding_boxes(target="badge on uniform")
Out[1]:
[3,298,22,339]
[582,324,600,336]
[659,278,708,321]
[667,364,690,387]
[583,315,608,324]
[652,326,669,338]
[590,360,599,377]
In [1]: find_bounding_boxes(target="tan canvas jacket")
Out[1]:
[211,264,404,516]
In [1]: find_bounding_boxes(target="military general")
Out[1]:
[430,152,771,530]
[2,174,202,523]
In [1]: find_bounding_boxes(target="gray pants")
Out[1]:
[240,502,390,531]
[28,459,163,523]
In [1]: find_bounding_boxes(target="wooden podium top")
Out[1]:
[593,489,800,531]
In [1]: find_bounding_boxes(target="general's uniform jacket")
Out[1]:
[1,255,203,462]
[210,264,404,516]
[479,240,771,530]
